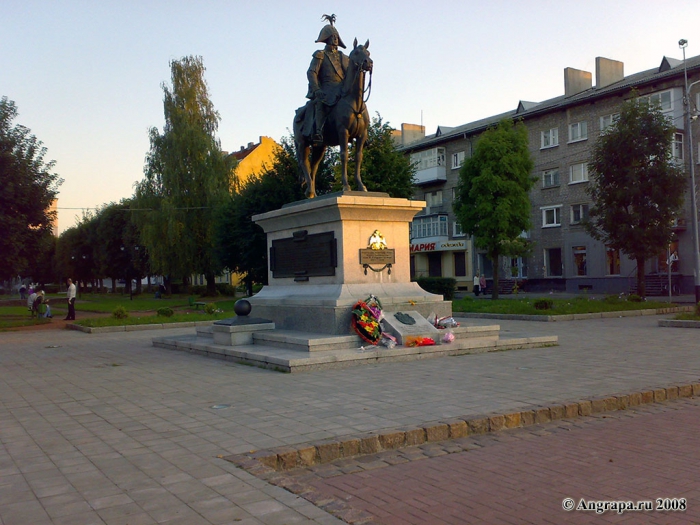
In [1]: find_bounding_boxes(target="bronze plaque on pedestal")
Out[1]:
[270,230,337,281]
[359,249,395,265]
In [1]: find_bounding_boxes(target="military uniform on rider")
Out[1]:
[306,24,349,144]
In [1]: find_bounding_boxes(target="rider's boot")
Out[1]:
[313,104,325,144]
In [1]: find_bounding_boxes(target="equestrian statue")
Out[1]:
[294,14,373,198]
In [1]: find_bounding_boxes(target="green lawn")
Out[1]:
[76,311,235,327]
[0,294,241,330]
[0,306,52,330]
[66,293,200,313]
[452,295,675,316]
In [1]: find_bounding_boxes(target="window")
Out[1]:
[572,246,587,276]
[543,169,560,188]
[568,121,588,142]
[453,221,466,237]
[451,151,465,170]
[600,113,620,131]
[673,133,684,160]
[570,163,589,184]
[545,248,563,277]
[428,252,442,277]
[541,128,559,148]
[570,204,589,224]
[425,190,443,208]
[541,205,562,228]
[454,252,466,277]
[411,214,448,239]
[639,90,673,113]
[606,247,621,275]
[410,147,445,170]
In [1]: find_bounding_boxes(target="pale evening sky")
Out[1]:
[3,0,700,233]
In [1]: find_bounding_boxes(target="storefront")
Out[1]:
[410,239,471,288]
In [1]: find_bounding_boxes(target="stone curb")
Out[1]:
[658,319,700,328]
[453,305,692,322]
[223,380,700,477]
[66,320,216,333]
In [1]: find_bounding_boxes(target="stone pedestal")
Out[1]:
[381,311,440,345]
[211,317,275,346]
[249,192,451,334]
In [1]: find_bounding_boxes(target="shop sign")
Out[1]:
[410,240,466,253]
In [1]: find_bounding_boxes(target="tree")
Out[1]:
[216,137,335,295]
[454,119,534,299]
[586,95,685,298]
[96,200,147,294]
[342,113,416,198]
[134,56,232,296]
[0,97,63,281]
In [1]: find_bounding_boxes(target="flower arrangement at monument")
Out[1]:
[351,295,383,344]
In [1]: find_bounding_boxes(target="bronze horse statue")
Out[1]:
[294,38,373,198]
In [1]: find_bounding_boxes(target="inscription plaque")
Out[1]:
[270,230,337,281]
[359,248,395,265]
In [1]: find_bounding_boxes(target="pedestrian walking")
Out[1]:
[473,272,481,296]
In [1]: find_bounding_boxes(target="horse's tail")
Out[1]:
[292,110,307,187]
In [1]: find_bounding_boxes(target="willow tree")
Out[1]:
[586,95,685,298]
[134,56,232,295]
[454,119,534,299]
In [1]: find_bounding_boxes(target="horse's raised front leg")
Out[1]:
[354,133,368,192]
[339,131,350,192]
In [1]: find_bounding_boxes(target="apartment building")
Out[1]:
[401,53,700,294]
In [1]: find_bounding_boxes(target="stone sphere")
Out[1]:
[234,299,252,317]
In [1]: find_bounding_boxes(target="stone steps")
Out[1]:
[152,328,556,373]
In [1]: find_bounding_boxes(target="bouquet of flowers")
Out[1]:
[351,295,383,345]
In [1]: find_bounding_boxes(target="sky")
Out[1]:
[4,0,700,233]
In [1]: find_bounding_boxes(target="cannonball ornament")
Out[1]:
[234,299,252,317]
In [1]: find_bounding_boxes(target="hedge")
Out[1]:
[416,277,457,300]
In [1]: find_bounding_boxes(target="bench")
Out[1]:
[188,297,206,310]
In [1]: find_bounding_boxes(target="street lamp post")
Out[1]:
[120,245,140,301]
[680,39,700,304]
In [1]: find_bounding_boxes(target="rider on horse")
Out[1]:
[305,14,349,144]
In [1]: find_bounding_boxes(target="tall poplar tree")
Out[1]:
[586,95,685,298]
[454,119,534,299]
[134,56,232,295]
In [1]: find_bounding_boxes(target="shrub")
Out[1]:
[603,294,621,304]
[157,307,174,317]
[204,302,217,314]
[215,283,237,296]
[112,305,129,319]
[695,301,700,317]
[416,277,457,300]
[627,294,644,302]
[534,298,554,310]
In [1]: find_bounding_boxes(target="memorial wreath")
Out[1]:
[351,295,383,345]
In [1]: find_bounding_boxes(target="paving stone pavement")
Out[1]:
[299,398,700,524]
[0,314,699,524]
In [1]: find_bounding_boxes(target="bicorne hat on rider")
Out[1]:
[316,24,346,49]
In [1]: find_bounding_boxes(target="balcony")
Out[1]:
[415,166,447,186]
[671,217,687,232]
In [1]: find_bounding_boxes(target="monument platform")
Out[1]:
[153,192,557,370]
[153,323,557,373]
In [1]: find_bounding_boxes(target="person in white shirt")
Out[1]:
[65,278,76,320]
